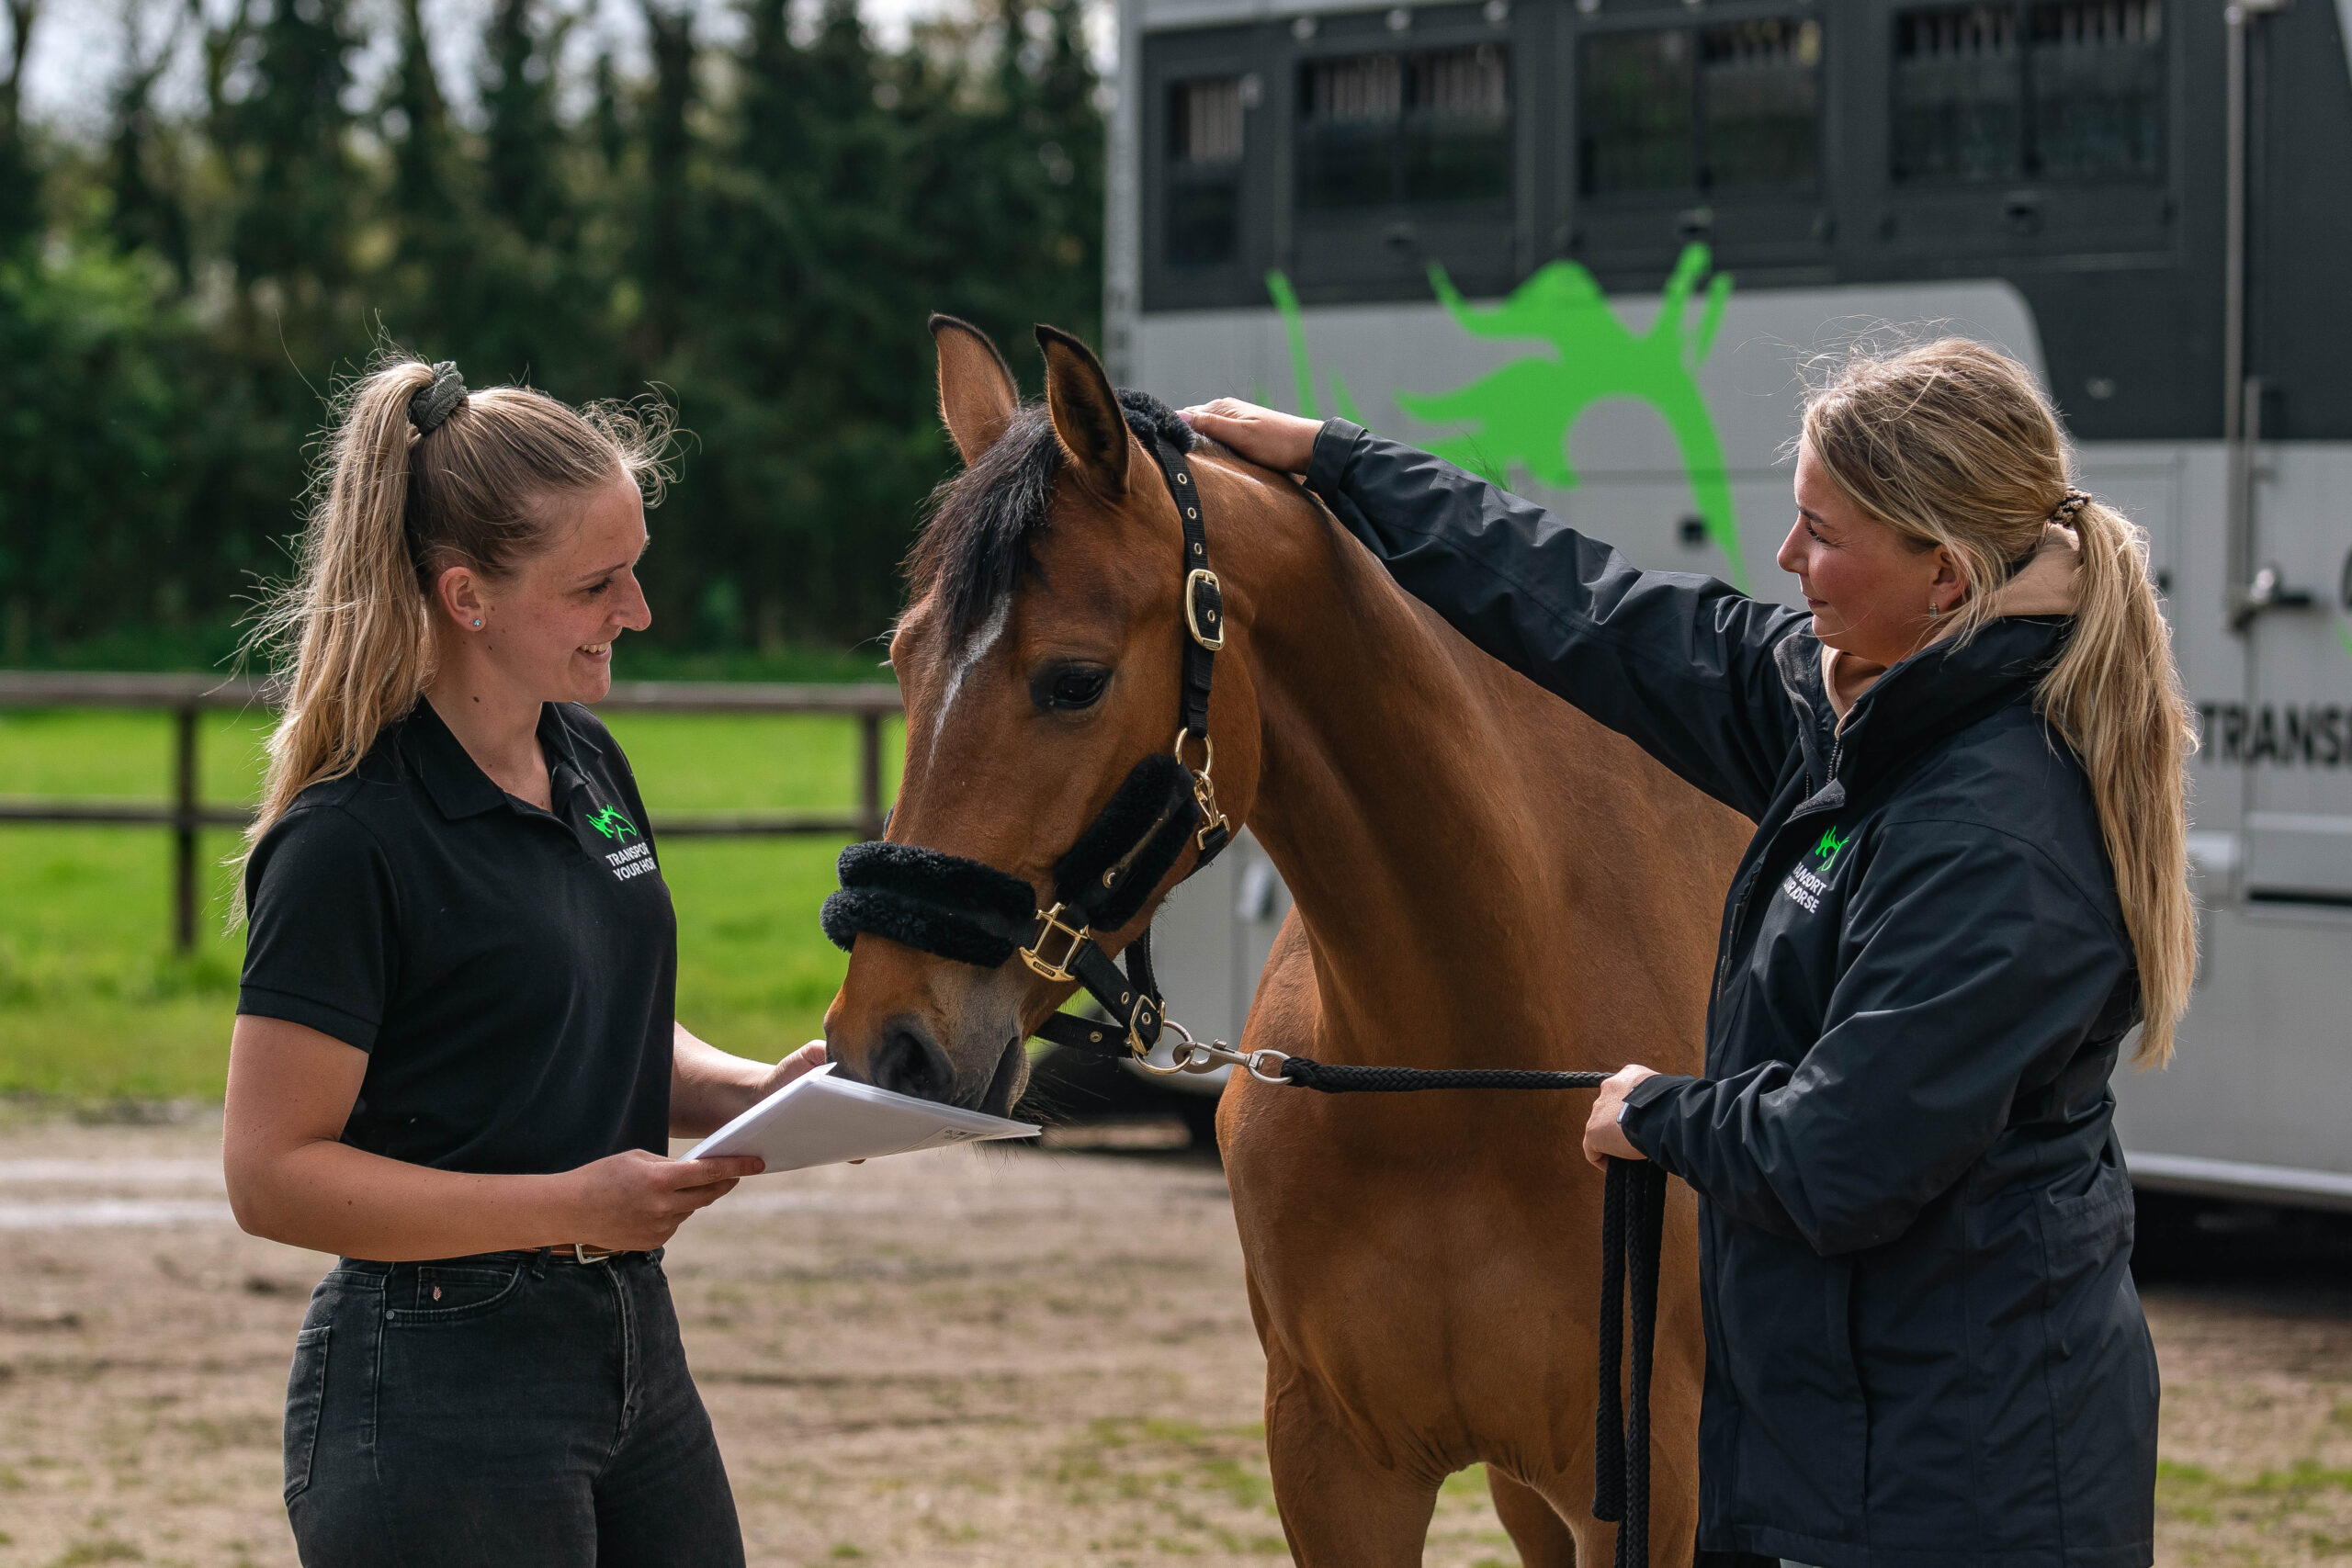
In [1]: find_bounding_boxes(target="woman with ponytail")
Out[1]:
[1186,336,2186,1568]
[225,357,819,1566]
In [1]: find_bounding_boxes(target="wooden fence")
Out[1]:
[0,671,903,950]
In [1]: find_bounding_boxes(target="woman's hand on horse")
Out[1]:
[561,1148,766,1251]
[1583,1065,1659,1170]
[1180,400,1321,476]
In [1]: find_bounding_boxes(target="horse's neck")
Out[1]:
[1229,483,1641,1066]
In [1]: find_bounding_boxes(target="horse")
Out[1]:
[820,314,1750,1566]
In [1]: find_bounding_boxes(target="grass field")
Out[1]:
[0,703,904,1101]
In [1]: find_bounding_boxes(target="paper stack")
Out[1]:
[684,1059,1039,1171]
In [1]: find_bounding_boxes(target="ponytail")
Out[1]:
[2036,500,2196,1066]
[235,355,676,919]
[1803,338,2197,1066]
[239,361,441,908]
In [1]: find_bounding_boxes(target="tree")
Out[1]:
[1,0,1109,662]
[0,0,42,250]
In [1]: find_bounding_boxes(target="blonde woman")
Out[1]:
[224,359,823,1565]
[1186,338,2186,1568]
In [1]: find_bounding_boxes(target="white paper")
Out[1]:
[684,1059,1039,1171]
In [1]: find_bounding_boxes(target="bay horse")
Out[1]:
[821,316,1749,1566]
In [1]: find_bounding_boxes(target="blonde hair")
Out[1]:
[237,355,674,910]
[1802,337,2195,1067]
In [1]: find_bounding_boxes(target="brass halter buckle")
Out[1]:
[1020,903,1092,984]
[1184,569,1226,651]
[1172,729,1232,851]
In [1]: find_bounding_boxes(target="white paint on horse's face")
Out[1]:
[929,595,1012,755]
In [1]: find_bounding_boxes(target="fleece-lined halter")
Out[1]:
[820,399,1229,1063]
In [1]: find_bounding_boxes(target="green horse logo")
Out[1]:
[1267,243,1745,590]
[586,806,639,841]
[1813,825,1850,868]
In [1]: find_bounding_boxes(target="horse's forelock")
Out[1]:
[910,391,1199,654]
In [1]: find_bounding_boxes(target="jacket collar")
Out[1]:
[1824,615,2071,796]
[401,696,588,821]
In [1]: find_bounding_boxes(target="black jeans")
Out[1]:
[282,1248,743,1567]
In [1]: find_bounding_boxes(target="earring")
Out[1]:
[471,618,483,628]
[1926,601,1940,621]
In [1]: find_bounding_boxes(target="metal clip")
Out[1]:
[1172,729,1232,850]
[1133,1020,1292,1084]
[1020,903,1091,984]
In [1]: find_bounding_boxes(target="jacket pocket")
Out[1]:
[386,1260,530,1327]
[282,1325,331,1503]
[1824,1257,1869,1527]
[2040,1154,2135,1357]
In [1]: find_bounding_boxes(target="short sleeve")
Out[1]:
[239,804,400,1051]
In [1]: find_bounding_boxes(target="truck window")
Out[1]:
[1299,45,1511,210]
[1579,18,1821,196]
[1580,29,1694,194]
[2028,0,2163,180]
[1704,18,1823,188]
[1168,75,1246,266]
[1894,0,2163,183]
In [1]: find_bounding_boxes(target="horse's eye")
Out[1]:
[1036,666,1110,711]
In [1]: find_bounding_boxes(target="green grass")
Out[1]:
[0,704,904,1100]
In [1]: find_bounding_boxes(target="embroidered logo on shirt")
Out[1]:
[1781,823,1850,914]
[585,806,639,842]
[604,841,658,882]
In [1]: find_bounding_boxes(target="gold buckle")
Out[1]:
[1184,570,1226,651]
[1021,903,1092,984]
[1125,994,1162,1056]
[1172,729,1231,850]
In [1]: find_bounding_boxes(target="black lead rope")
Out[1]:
[1596,1156,1670,1568]
[1277,1055,1667,1568]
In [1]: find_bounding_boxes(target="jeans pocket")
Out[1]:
[283,1325,331,1504]
[387,1259,530,1327]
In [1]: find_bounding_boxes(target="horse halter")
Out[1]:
[820,414,1232,1064]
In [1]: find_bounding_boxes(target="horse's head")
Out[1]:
[820,317,1266,1111]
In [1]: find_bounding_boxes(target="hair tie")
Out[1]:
[2048,488,2091,525]
[408,361,468,434]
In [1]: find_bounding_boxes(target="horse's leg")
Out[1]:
[1487,1469,1583,1568]
[1261,1349,1442,1567]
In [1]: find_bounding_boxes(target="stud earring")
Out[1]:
[471,618,483,628]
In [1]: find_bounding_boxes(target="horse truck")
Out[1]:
[1088,0,2352,1218]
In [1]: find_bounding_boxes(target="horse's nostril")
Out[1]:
[873,1022,954,1103]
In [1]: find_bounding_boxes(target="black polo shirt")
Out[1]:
[239,698,675,1174]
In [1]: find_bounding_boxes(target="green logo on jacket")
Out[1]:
[1813,825,1850,869]
[586,805,639,841]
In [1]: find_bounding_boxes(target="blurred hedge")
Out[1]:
[0,0,1102,668]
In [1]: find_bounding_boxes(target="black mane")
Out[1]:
[910,390,1196,650]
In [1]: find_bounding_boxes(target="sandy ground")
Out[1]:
[0,1109,2345,1568]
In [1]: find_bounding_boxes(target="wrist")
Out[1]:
[531,1169,590,1247]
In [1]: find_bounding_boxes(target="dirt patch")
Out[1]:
[0,1115,2342,1566]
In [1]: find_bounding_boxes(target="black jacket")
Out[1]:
[1306,422,2158,1568]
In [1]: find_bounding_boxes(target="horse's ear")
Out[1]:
[1036,324,1130,495]
[931,314,1019,466]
